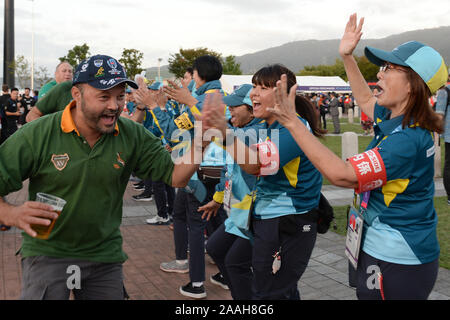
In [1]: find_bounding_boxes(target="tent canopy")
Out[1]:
[220,75,351,94]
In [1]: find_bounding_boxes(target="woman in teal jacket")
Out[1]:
[267,14,446,300]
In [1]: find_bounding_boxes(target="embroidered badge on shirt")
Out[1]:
[114,152,126,169]
[51,153,70,171]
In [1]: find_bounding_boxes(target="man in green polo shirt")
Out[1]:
[26,80,73,122]
[38,61,73,99]
[0,55,206,300]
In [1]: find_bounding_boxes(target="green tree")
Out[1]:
[222,55,242,75]
[34,66,51,89]
[59,43,90,69]
[168,47,222,78]
[355,55,379,82]
[298,58,346,79]
[298,56,379,82]
[11,55,31,88]
[119,48,144,80]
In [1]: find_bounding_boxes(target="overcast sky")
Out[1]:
[1,0,450,77]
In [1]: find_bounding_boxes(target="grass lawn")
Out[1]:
[331,197,450,269]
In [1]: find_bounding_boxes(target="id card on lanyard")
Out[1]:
[345,191,369,270]
[223,179,232,215]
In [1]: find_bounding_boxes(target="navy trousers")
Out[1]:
[206,224,253,300]
[251,214,317,300]
[152,181,175,219]
[172,189,209,283]
[356,250,439,300]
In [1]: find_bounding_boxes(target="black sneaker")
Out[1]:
[210,272,229,290]
[0,225,11,231]
[132,193,153,202]
[133,182,145,191]
[179,282,207,299]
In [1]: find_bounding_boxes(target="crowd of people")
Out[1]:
[0,13,449,301]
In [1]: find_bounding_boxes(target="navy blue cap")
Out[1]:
[223,84,253,107]
[72,54,138,90]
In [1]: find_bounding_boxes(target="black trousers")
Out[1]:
[206,224,253,300]
[320,112,327,129]
[356,250,439,300]
[251,214,317,300]
[444,142,450,199]
[152,181,175,218]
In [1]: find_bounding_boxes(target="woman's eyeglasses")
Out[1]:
[379,62,407,73]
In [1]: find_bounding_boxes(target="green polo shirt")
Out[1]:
[38,80,57,99]
[0,101,174,263]
[36,80,73,115]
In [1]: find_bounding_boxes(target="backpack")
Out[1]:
[433,86,450,113]
[316,193,335,234]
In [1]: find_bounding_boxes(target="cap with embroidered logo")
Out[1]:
[223,84,253,107]
[72,54,138,90]
[365,41,448,94]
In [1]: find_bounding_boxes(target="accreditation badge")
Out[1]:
[345,205,364,270]
[174,113,194,130]
[223,180,232,216]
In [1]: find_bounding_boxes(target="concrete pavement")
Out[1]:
[0,179,449,300]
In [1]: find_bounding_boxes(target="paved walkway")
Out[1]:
[0,179,448,300]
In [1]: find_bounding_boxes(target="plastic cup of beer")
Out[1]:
[31,193,66,240]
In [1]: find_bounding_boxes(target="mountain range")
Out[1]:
[146,26,450,79]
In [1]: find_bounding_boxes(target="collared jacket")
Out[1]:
[359,103,439,265]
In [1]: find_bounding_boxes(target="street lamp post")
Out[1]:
[31,0,35,90]
[3,0,15,88]
[157,58,162,81]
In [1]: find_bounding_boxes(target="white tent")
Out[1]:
[220,75,351,94]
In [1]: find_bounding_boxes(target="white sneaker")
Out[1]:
[146,216,170,225]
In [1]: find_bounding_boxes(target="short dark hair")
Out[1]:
[2,84,8,92]
[186,67,193,75]
[11,87,18,92]
[25,87,30,91]
[192,55,222,82]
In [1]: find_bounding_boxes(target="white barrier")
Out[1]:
[342,132,359,161]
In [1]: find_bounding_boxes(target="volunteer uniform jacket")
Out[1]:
[356,103,439,265]
[213,117,265,240]
[254,116,323,219]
